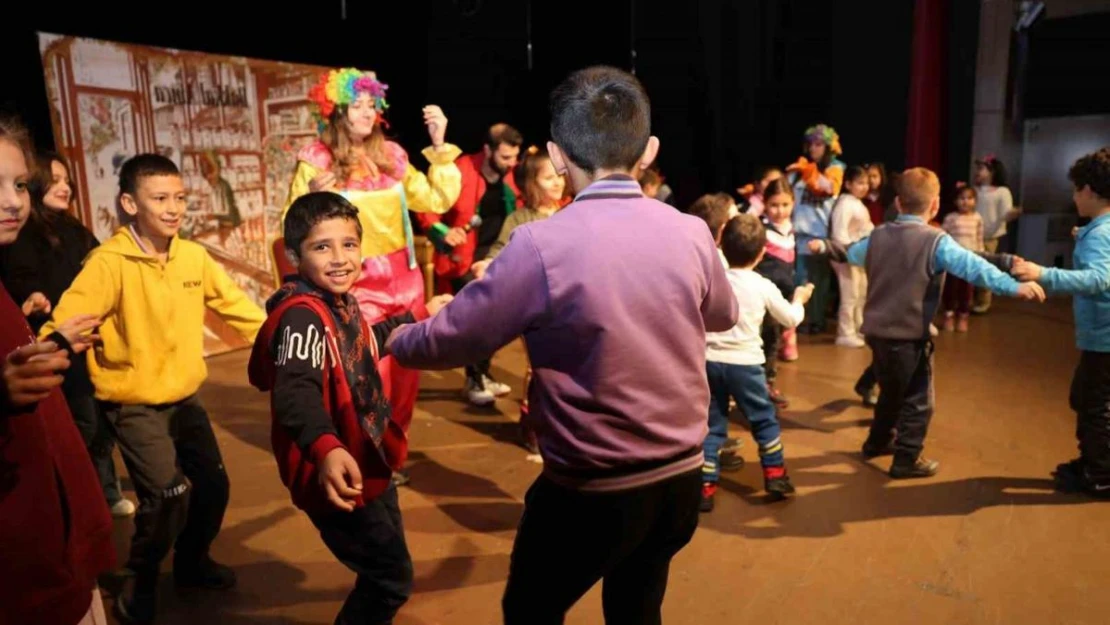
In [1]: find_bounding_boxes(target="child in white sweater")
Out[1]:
[829,166,875,347]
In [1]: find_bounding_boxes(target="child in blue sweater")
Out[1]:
[1012,148,1110,498]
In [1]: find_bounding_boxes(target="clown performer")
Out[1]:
[787,123,845,335]
[283,68,462,472]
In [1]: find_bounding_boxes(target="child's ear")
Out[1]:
[637,136,661,172]
[285,249,299,267]
[119,193,139,217]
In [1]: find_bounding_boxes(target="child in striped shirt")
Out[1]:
[941,184,984,331]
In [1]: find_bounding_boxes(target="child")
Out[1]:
[471,146,568,457]
[42,154,266,623]
[941,184,984,331]
[387,65,738,624]
[836,167,1044,478]
[1011,148,1110,498]
[788,123,845,334]
[1,116,115,625]
[755,178,799,400]
[737,166,784,217]
[829,165,874,348]
[972,154,1019,313]
[862,162,893,226]
[249,192,450,623]
[702,214,813,511]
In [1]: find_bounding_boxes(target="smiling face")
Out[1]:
[345,93,379,141]
[43,159,73,211]
[121,174,187,241]
[0,139,31,245]
[535,158,565,205]
[846,175,870,199]
[297,216,362,294]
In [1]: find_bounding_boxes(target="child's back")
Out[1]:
[707,268,802,365]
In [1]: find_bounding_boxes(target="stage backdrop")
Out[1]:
[38,32,331,355]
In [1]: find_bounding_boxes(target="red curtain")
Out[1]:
[904,0,948,173]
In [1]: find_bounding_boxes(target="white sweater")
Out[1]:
[830,194,875,248]
[976,185,1013,240]
[706,268,805,366]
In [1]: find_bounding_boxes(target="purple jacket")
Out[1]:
[388,176,738,491]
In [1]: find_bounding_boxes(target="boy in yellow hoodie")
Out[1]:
[42,154,264,624]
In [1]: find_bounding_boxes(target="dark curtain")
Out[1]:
[904,0,947,174]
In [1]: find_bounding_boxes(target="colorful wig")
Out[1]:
[307,68,390,132]
[803,123,842,156]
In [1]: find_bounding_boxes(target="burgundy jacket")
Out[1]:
[415,152,522,286]
[0,282,115,625]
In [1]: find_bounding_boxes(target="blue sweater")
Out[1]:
[1042,212,1110,353]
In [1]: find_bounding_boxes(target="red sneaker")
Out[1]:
[700,482,718,513]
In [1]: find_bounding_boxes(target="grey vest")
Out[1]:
[860,221,946,340]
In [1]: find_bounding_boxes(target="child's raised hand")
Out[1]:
[807,240,825,254]
[427,294,454,317]
[793,283,815,305]
[319,447,363,512]
[1016,282,1047,303]
[21,292,51,317]
[1011,258,1044,282]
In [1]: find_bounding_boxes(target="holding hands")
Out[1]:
[471,259,492,280]
[427,294,454,317]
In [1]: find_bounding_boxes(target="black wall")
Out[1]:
[5,0,948,207]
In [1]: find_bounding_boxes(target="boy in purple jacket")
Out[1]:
[387,66,738,624]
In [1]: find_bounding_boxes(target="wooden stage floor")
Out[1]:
[101,298,1108,624]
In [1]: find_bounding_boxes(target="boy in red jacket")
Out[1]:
[249,191,449,624]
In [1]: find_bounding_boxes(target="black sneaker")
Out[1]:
[861,440,895,459]
[700,482,718,513]
[720,452,745,472]
[889,457,940,479]
[174,555,237,590]
[763,468,796,499]
[854,382,878,408]
[115,570,158,624]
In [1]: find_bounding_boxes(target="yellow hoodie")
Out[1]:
[41,227,264,405]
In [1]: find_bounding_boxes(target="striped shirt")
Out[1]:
[942,211,984,252]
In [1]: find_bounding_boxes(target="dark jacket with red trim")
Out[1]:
[0,282,115,625]
[248,277,423,514]
[414,152,522,282]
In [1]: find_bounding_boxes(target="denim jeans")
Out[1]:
[704,361,784,482]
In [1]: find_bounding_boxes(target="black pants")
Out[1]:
[761,320,781,382]
[866,339,934,467]
[1070,351,1110,485]
[309,486,413,625]
[65,380,123,505]
[856,362,877,392]
[101,395,229,577]
[502,470,701,625]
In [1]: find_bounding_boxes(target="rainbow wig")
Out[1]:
[307,68,390,132]
[803,123,842,156]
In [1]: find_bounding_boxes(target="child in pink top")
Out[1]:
[941,184,984,331]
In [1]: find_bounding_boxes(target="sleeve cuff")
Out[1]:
[44,331,76,357]
[308,433,345,465]
[411,300,430,321]
[422,144,463,165]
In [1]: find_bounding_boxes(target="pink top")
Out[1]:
[297,140,411,191]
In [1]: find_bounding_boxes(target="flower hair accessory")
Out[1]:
[955,180,967,189]
[803,123,842,156]
[307,68,390,131]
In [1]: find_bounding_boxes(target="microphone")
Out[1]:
[450,215,482,262]
[428,214,483,259]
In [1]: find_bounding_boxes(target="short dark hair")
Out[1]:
[721,214,766,268]
[284,191,363,259]
[118,153,180,196]
[549,66,651,173]
[486,123,523,150]
[1068,148,1110,200]
[843,165,868,187]
[687,193,733,237]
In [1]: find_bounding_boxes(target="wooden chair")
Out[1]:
[271,238,296,288]
[413,235,436,303]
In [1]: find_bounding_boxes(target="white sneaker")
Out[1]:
[929,323,940,337]
[465,378,496,406]
[483,375,511,397]
[110,498,137,517]
[835,335,866,348]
